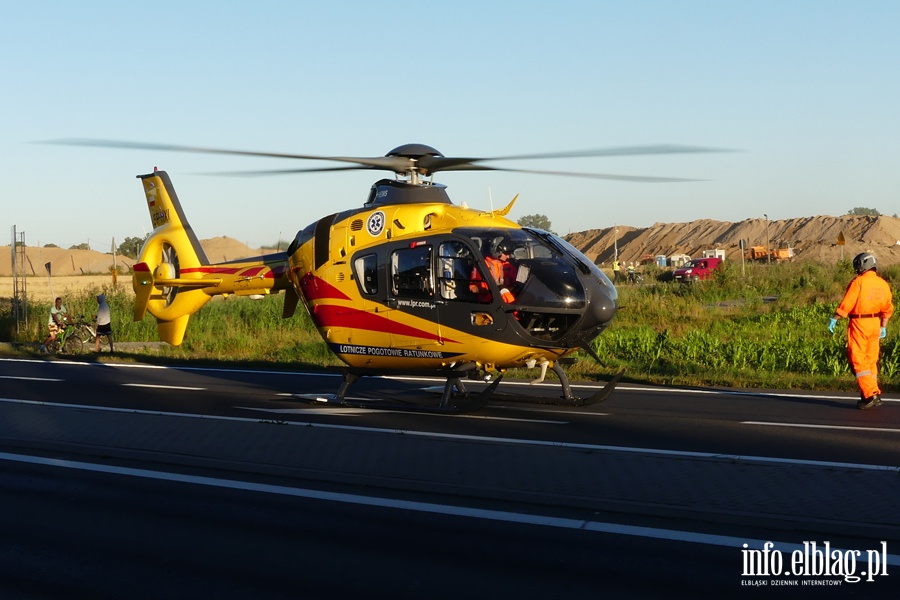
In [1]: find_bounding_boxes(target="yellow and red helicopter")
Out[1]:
[62,140,715,411]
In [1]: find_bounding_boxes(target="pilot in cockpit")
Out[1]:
[470,240,518,303]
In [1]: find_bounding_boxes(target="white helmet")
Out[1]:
[853,252,877,274]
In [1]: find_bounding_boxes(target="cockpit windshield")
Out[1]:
[531,229,616,295]
[455,228,565,262]
[454,227,600,310]
[449,227,617,341]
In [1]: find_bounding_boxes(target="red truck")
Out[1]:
[673,257,723,283]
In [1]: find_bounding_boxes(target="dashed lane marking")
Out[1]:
[122,383,206,391]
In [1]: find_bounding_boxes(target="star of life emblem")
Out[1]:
[366,211,386,236]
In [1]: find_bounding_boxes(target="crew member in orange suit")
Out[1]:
[470,241,517,303]
[828,252,894,409]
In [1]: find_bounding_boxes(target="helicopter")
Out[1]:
[61,140,718,412]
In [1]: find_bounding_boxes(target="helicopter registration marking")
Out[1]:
[151,208,170,227]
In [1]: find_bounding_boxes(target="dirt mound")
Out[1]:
[0,236,275,278]
[0,246,136,277]
[5,217,900,281]
[199,236,279,263]
[565,215,900,266]
[0,236,278,302]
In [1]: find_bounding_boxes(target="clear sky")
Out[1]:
[3,1,898,250]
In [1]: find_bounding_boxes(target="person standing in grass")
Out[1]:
[828,252,894,409]
[94,293,113,352]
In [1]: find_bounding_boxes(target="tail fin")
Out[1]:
[132,170,291,345]
[133,170,213,345]
[140,170,209,264]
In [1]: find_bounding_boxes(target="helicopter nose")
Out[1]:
[590,293,617,325]
[582,279,618,331]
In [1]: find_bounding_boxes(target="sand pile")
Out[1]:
[4,215,900,295]
[0,236,270,278]
[565,214,900,266]
[0,236,271,302]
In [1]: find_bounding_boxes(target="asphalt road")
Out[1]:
[0,357,898,598]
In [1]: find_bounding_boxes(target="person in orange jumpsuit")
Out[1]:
[469,241,517,303]
[828,252,893,409]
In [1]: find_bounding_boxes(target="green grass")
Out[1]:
[2,259,896,394]
[577,259,900,393]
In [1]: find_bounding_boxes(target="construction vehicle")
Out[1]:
[744,246,794,262]
[744,246,769,261]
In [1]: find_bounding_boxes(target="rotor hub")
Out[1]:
[385,144,443,160]
[385,144,444,183]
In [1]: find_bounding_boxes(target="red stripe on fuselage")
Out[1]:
[181,265,286,278]
[312,304,457,344]
[299,274,352,301]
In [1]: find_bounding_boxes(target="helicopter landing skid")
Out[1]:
[291,367,621,413]
[548,364,623,407]
[292,370,504,414]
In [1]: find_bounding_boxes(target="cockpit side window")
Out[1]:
[391,245,433,298]
[438,241,479,302]
[352,253,379,295]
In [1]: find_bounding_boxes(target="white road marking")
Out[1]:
[244,406,370,415]
[0,357,338,376]
[3,358,895,467]
[0,375,64,382]
[1,450,897,566]
[242,405,567,424]
[0,397,275,423]
[492,406,609,417]
[5,356,888,403]
[744,421,900,434]
[3,395,894,472]
[122,383,206,391]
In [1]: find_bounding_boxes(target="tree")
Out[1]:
[117,235,148,259]
[847,207,881,216]
[517,214,554,233]
[69,243,91,250]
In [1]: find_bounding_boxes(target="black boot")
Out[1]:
[857,395,879,410]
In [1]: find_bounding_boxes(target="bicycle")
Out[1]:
[45,320,84,355]
[72,315,114,352]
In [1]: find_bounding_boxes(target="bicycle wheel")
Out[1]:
[64,334,84,355]
[78,325,94,343]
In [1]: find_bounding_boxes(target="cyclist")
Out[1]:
[41,297,70,353]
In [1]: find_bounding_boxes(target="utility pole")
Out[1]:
[764,214,770,265]
[613,224,618,261]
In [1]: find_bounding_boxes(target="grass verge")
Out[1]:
[1,259,896,394]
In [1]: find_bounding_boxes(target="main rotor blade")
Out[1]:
[203,165,373,176]
[47,138,411,171]
[416,144,732,175]
[440,164,704,183]
[485,144,733,162]
[47,138,726,181]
